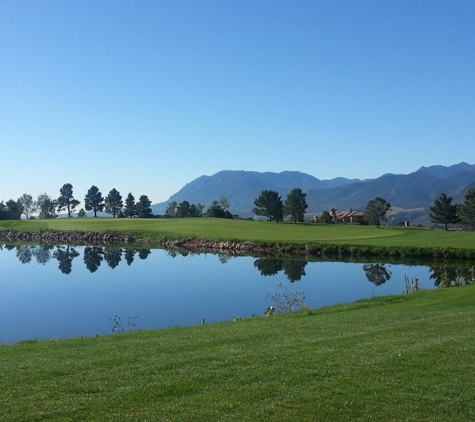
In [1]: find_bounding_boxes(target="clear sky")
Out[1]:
[1,0,474,205]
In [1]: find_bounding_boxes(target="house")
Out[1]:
[331,208,365,224]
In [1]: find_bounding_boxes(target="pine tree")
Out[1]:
[84,185,104,217]
[253,190,283,222]
[284,188,308,223]
[57,183,80,217]
[105,188,123,218]
[429,193,459,230]
[124,193,137,218]
[458,188,475,230]
[136,195,153,218]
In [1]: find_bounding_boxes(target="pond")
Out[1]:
[1,244,473,344]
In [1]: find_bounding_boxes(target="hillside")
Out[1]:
[151,163,475,224]
[151,170,359,216]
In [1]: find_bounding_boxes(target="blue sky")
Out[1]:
[1,0,474,206]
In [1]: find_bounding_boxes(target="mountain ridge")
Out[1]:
[151,163,475,225]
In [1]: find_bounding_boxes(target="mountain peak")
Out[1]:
[417,162,475,179]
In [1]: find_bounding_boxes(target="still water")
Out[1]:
[0,244,472,344]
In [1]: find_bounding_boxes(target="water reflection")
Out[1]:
[3,242,475,344]
[253,258,307,282]
[8,244,152,274]
[4,243,475,289]
[362,263,392,286]
[15,244,54,265]
[104,247,122,269]
[429,266,474,288]
[53,245,80,275]
[84,246,104,273]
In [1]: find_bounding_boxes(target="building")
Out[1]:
[330,208,365,224]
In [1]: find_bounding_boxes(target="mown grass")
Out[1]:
[1,218,474,252]
[1,286,475,421]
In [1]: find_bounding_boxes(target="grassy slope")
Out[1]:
[1,218,475,250]
[1,286,475,421]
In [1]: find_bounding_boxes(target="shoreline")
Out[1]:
[1,229,474,260]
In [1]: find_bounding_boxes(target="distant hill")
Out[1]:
[152,163,475,225]
[151,170,360,216]
[305,163,475,225]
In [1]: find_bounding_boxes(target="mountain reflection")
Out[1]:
[253,258,307,282]
[362,263,392,286]
[10,245,152,274]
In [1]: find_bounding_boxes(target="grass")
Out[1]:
[1,285,475,421]
[1,218,475,252]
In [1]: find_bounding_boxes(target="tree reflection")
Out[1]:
[16,245,34,264]
[35,245,53,265]
[254,257,307,282]
[362,263,392,286]
[83,246,104,273]
[254,258,283,276]
[15,245,53,265]
[217,254,233,264]
[104,248,122,269]
[282,260,307,282]
[53,245,80,275]
[9,244,153,274]
[429,265,474,287]
[137,249,151,260]
[124,248,136,266]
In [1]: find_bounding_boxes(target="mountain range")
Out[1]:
[151,163,475,225]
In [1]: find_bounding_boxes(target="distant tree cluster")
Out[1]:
[165,200,205,218]
[252,188,308,223]
[164,197,231,219]
[1,183,154,220]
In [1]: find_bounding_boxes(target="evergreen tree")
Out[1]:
[284,188,308,223]
[136,195,153,218]
[105,188,123,218]
[57,183,80,217]
[459,188,475,230]
[429,193,459,230]
[253,190,283,222]
[84,185,104,217]
[124,193,137,218]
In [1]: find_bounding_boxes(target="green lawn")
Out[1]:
[1,218,475,251]
[1,286,474,421]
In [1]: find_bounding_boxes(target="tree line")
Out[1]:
[3,183,475,230]
[0,184,154,220]
[164,197,233,219]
